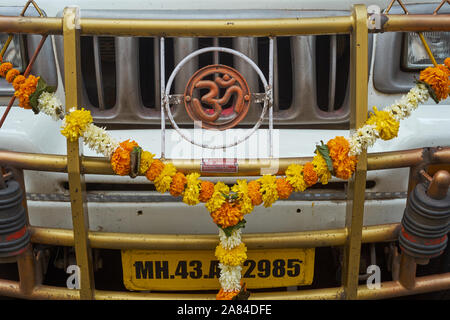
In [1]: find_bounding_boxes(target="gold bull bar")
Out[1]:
[0,4,450,300]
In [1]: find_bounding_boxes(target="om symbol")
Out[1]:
[184,65,251,130]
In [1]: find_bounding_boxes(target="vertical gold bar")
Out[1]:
[63,6,95,300]
[342,4,368,300]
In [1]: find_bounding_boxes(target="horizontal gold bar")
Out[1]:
[1,272,449,300]
[382,14,450,32]
[30,223,399,250]
[1,147,449,176]
[1,15,450,37]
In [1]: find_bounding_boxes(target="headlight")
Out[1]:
[402,32,450,70]
[0,34,27,72]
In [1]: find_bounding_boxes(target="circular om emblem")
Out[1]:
[184,65,251,130]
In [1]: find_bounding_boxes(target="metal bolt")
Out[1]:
[185,95,191,102]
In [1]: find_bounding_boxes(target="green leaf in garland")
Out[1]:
[129,146,142,179]
[316,140,334,174]
[221,219,246,237]
[28,77,49,114]
[415,79,439,104]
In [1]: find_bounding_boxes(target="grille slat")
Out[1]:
[93,36,105,110]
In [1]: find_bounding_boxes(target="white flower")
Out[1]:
[218,264,242,292]
[81,123,119,158]
[348,124,378,156]
[37,91,64,121]
[219,228,242,250]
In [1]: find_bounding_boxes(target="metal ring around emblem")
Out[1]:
[184,65,251,131]
[164,46,270,149]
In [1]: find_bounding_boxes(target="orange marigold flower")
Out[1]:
[5,68,19,83]
[247,180,263,206]
[12,75,25,91]
[216,289,240,300]
[110,139,139,176]
[199,180,215,202]
[13,75,39,109]
[145,159,165,181]
[0,62,13,77]
[169,172,187,197]
[211,202,243,229]
[303,162,318,186]
[445,57,450,70]
[419,64,450,101]
[276,178,293,199]
[327,136,358,180]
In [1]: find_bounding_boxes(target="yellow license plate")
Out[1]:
[121,248,315,291]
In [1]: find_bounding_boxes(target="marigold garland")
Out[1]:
[170,172,187,197]
[216,289,240,300]
[5,68,19,83]
[153,163,177,193]
[145,159,165,181]
[215,242,247,267]
[111,139,139,176]
[312,153,331,184]
[14,75,39,109]
[276,178,293,200]
[182,173,201,206]
[366,106,400,141]
[60,108,93,142]
[0,62,12,77]
[1,53,447,300]
[303,162,318,186]
[419,64,450,101]
[327,136,358,180]
[247,180,263,206]
[286,164,307,192]
[205,182,230,213]
[231,179,254,214]
[211,201,243,229]
[199,180,215,202]
[139,151,155,175]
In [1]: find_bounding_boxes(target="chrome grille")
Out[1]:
[56,10,358,127]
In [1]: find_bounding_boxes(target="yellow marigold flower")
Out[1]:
[154,163,176,193]
[5,68,19,83]
[247,180,262,206]
[286,164,307,192]
[257,175,279,208]
[0,62,13,77]
[61,108,93,142]
[216,289,240,300]
[205,181,230,213]
[183,172,201,206]
[170,172,187,197]
[139,151,155,175]
[215,243,247,267]
[111,140,139,176]
[199,180,215,202]
[303,162,318,186]
[211,202,243,228]
[312,153,331,185]
[420,64,450,101]
[327,136,357,180]
[276,178,293,199]
[366,106,400,141]
[231,180,254,215]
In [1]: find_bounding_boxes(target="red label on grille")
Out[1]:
[201,158,238,173]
